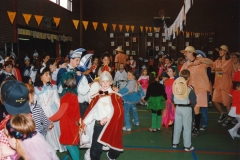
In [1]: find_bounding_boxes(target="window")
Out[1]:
[49,0,72,11]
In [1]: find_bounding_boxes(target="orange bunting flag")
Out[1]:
[53,17,61,27]
[34,15,43,26]
[154,27,157,32]
[125,25,130,32]
[158,27,161,32]
[112,24,116,32]
[145,26,148,33]
[149,27,152,32]
[119,25,123,32]
[22,13,32,25]
[7,11,16,24]
[102,23,108,31]
[92,22,98,31]
[140,26,143,33]
[131,26,134,32]
[72,20,79,29]
[82,21,89,30]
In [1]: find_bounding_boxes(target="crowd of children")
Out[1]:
[0,44,239,160]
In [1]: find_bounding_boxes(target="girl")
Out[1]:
[34,67,65,152]
[118,71,144,131]
[97,53,112,76]
[30,58,42,83]
[4,114,59,160]
[22,76,33,85]
[49,72,80,160]
[177,57,185,73]
[162,67,176,127]
[164,56,178,77]
[143,73,167,132]
[158,57,164,78]
[138,68,149,105]
[91,57,99,76]
[129,55,136,71]
[0,60,16,84]
[45,59,57,84]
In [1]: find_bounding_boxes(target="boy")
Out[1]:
[172,69,197,151]
[114,63,127,89]
[83,71,124,160]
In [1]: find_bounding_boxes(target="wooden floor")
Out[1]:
[57,105,240,160]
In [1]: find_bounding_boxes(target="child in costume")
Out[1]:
[138,68,149,105]
[49,72,81,160]
[228,70,240,139]
[34,67,66,152]
[142,73,167,132]
[4,114,59,160]
[83,71,124,160]
[172,69,196,151]
[129,56,136,71]
[114,63,127,89]
[162,67,176,127]
[0,60,16,84]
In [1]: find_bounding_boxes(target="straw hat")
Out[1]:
[115,46,124,52]
[180,46,196,54]
[172,77,188,100]
[215,45,229,52]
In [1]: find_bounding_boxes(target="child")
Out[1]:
[158,58,164,78]
[118,71,143,131]
[129,56,136,71]
[142,73,167,132]
[49,72,81,160]
[22,76,33,85]
[228,70,240,139]
[4,114,59,160]
[160,72,169,85]
[21,56,31,77]
[177,57,184,73]
[83,71,124,160]
[114,63,127,89]
[97,53,112,76]
[34,67,66,152]
[172,69,196,151]
[138,68,149,105]
[0,60,16,84]
[162,67,176,127]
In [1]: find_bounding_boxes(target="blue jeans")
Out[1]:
[201,107,208,127]
[124,103,139,128]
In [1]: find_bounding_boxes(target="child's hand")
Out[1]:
[141,99,146,103]
[112,86,119,92]
[100,117,109,125]
[48,121,54,130]
[76,71,82,76]
[79,118,86,135]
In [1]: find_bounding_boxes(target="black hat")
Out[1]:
[1,80,30,115]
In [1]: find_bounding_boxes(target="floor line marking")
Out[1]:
[192,150,198,160]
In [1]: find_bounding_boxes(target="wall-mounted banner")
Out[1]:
[131,26,134,32]
[102,23,108,31]
[125,25,129,32]
[119,24,123,32]
[34,15,43,26]
[92,22,98,30]
[112,24,116,32]
[82,21,89,30]
[7,11,16,24]
[72,20,79,29]
[53,17,61,27]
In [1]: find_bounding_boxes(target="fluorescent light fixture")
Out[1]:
[18,38,30,40]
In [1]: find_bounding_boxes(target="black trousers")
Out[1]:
[79,102,89,117]
[90,123,121,160]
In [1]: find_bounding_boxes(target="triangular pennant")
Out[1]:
[53,17,61,27]
[158,27,161,32]
[119,24,123,32]
[82,21,89,30]
[125,25,130,32]
[154,27,157,32]
[22,13,32,25]
[34,15,43,26]
[92,22,98,31]
[140,26,143,33]
[149,27,152,32]
[72,20,79,29]
[145,26,148,33]
[131,26,134,32]
[112,24,116,32]
[102,23,108,31]
[7,11,16,24]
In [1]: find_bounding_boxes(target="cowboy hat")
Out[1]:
[115,46,124,52]
[172,77,188,100]
[215,45,229,52]
[180,46,196,54]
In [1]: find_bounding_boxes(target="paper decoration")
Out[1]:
[7,11,16,24]
[144,59,148,62]
[110,33,114,38]
[22,13,32,25]
[53,17,61,27]
[102,23,108,31]
[132,37,136,42]
[145,26,148,33]
[140,26,143,32]
[72,20,79,29]
[208,51,213,55]
[185,42,189,46]
[112,24,116,32]
[131,26,134,32]
[154,27,157,32]
[125,25,129,32]
[82,21,89,30]
[139,57,143,61]
[155,46,159,51]
[111,41,115,46]
[132,51,136,55]
[119,24,123,32]
[154,55,159,59]
[92,22,98,30]
[34,15,43,26]
[168,42,172,47]
[158,27,161,32]
[149,27,152,32]
[126,50,130,55]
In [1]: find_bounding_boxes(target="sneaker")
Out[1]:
[200,126,207,131]
[106,152,115,160]
[157,128,161,131]
[184,146,194,152]
[148,128,156,132]
[218,113,227,123]
[102,146,110,151]
[172,144,178,148]
[231,118,238,124]
[222,120,231,126]
[122,126,131,131]
[192,128,200,137]
[132,119,140,126]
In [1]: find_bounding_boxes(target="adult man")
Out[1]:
[114,46,128,71]
[180,46,213,136]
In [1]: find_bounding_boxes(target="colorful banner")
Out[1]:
[140,26,143,33]
[34,15,43,26]
[53,17,61,27]
[72,20,79,29]
[119,24,123,32]
[92,22,98,30]
[102,23,107,31]
[131,26,135,32]
[112,24,116,32]
[7,11,16,24]
[82,21,89,30]
[125,25,129,32]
